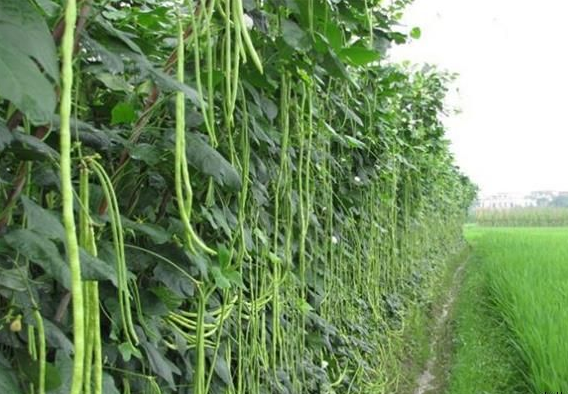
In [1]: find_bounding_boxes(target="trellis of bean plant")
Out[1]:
[0,1,476,393]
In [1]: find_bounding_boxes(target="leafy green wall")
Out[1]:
[0,1,475,393]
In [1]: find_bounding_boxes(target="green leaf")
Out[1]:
[79,248,118,286]
[150,286,183,310]
[12,131,59,160]
[122,218,171,244]
[118,342,142,362]
[339,47,381,66]
[281,19,310,51]
[141,341,181,389]
[344,135,366,149]
[0,0,58,123]
[185,132,242,191]
[21,196,65,241]
[260,96,278,121]
[297,298,314,315]
[101,373,120,394]
[153,260,195,297]
[224,269,244,289]
[95,73,133,92]
[148,65,200,106]
[217,244,232,268]
[4,229,71,289]
[410,27,422,39]
[16,352,62,392]
[49,353,73,394]
[0,121,14,152]
[322,47,358,88]
[0,42,56,124]
[42,319,73,355]
[81,35,125,74]
[211,266,230,289]
[111,102,136,125]
[0,366,23,394]
[0,0,59,80]
[324,22,344,52]
[0,268,28,291]
[129,144,163,167]
[95,16,143,54]
[50,116,112,151]
[213,354,233,386]
[34,0,60,17]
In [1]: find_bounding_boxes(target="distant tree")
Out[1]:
[549,195,568,207]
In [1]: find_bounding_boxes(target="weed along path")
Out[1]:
[412,256,468,394]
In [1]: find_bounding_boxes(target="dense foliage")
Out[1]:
[0,1,475,393]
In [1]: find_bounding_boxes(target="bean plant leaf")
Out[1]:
[95,16,143,54]
[0,0,58,123]
[122,218,171,244]
[15,352,62,392]
[324,22,344,52]
[81,35,125,74]
[322,48,358,87]
[79,249,118,286]
[0,0,59,80]
[282,19,310,51]
[141,60,201,106]
[12,131,60,160]
[42,319,74,355]
[129,144,163,167]
[49,354,73,394]
[50,116,112,151]
[0,367,22,394]
[4,229,71,289]
[95,73,133,92]
[214,355,233,386]
[141,341,181,389]
[410,27,422,39]
[111,102,137,125]
[211,266,230,289]
[21,196,65,241]
[339,47,381,66]
[101,373,120,394]
[34,0,60,17]
[185,132,242,191]
[0,43,56,124]
[0,121,13,152]
[153,262,195,297]
[0,268,28,292]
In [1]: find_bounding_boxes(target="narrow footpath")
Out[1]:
[408,233,527,394]
[412,259,467,394]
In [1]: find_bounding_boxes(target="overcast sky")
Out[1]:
[390,0,568,195]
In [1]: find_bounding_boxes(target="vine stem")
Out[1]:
[59,1,85,394]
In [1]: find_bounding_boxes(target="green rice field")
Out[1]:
[448,227,568,392]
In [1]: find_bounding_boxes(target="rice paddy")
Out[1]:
[447,227,568,393]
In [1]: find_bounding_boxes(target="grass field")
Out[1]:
[449,227,568,392]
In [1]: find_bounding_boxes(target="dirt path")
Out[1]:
[413,260,468,394]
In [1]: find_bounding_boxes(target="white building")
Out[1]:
[476,192,537,209]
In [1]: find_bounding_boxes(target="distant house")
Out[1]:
[476,192,538,209]
[475,191,568,210]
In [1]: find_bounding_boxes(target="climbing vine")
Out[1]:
[0,1,475,393]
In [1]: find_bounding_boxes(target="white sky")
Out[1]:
[390,0,568,195]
